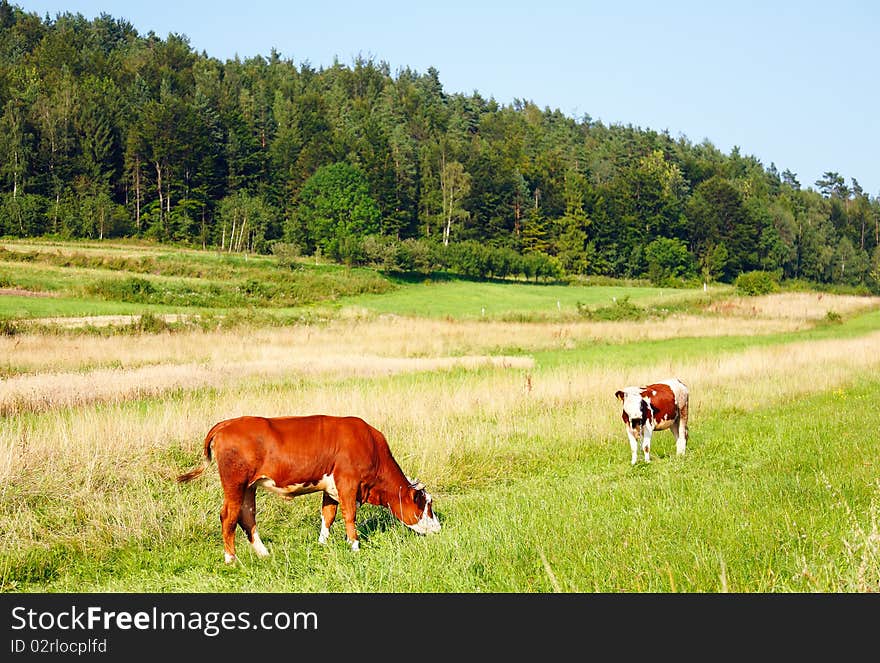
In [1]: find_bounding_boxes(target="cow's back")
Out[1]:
[212,415,380,487]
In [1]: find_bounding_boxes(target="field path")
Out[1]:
[27,313,189,328]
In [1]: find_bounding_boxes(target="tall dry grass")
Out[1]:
[2,292,844,409]
[2,314,805,375]
[3,325,880,539]
[705,292,880,320]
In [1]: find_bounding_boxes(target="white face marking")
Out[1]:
[406,493,441,535]
[620,387,645,422]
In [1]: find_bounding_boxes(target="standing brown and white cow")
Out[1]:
[614,378,689,464]
[177,415,441,562]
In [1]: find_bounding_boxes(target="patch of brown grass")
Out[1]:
[705,292,880,320]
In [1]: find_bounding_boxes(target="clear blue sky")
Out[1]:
[21,1,880,196]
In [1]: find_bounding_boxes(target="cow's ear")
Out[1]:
[615,390,624,401]
[410,485,427,509]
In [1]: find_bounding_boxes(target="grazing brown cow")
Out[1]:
[614,378,689,465]
[177,415,441,562]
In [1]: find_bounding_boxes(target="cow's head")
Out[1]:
[400,477,441,535]
[615,387,650,438]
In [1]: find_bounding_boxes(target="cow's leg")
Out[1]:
[336,483,361,551]
[319,492,338,544]
[219,486,245,564]
[626,426,639,465]
[642,426,653,463]
[675,400,689,455]
[239,484,269,558]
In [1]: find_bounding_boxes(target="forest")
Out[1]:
[1,2,879,290]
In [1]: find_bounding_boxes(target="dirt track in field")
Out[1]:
[25,314,188,328]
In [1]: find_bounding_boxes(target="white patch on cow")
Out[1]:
[348,539,360,552]
[251,530,270,558]
[322,474,339,501]
[658,378,688,407]
[318,519,330,544]
[627,431,639,465]
[252,473,338,501]
[224,552,236,564]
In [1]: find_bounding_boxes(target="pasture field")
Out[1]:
[1,239,879,593]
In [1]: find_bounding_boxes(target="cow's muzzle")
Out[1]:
[407,501,441,535]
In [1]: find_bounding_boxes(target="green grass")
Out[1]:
[1,238,718,322]
[4,374,877,592]
[0,293,171,319]
[336,278,709,320]
[0,248,393,319]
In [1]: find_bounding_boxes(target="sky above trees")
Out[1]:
[24,0,880,197]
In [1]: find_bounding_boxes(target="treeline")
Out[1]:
[1,2,879,290]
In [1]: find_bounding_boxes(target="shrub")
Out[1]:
[735,270,778,296]
[131,312,170,333]
[89,277,156,303]
[644,237,694,285]
[577,296,646,321]
[0,318,19,336]
[271,242,302,269]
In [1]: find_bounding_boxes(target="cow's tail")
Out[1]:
[176,420,223,483]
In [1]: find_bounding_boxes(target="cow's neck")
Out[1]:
[364,463,411,521]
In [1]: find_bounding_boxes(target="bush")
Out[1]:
[0,318,19,336]
[644,237,694,285]
[130,312,170,333]
[361,235,398,270]
[89,277,156,303]
[271,242,302,269]
[824,310,843,324]
[396,238,437,273]
[577,296,646,321]
[735,270,778,296]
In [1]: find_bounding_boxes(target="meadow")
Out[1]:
[1,238,879,593]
